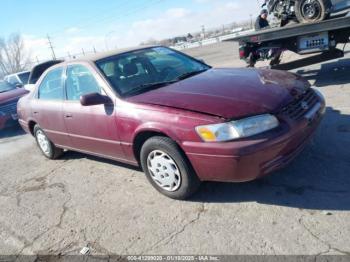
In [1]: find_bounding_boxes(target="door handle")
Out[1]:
[33,111,39,115]
[64,113,73,118]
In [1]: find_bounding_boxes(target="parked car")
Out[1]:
[24,60,64,92]
[17,46,325,199]
[4,71,30,87]
[0,81,28,130]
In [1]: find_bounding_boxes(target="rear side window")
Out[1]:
[18,72,30,84]
[66,64,101,101]
[38,68,64,100]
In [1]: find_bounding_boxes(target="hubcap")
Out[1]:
[301,0,321,20]
[36,130,50,155]
[147,150,181,192]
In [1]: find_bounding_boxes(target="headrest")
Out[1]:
[123,63,138,77]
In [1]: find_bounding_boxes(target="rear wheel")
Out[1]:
[295,0,332,23]
[34,125,63,159]
[140,136,201,200]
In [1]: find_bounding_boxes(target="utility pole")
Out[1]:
[201,25,206,39]
[47,34,56,60]
[250,14,253,29]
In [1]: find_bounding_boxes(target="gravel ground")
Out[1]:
[0,42,349,256]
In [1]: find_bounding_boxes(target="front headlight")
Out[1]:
[196,114,279,142]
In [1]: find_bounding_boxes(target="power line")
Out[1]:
[35,1,167,60]
[50,0,166,38]
[49,0,132,36]
[89,0,165,30]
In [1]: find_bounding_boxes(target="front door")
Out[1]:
[63,63,125,160]
[31,67,70,147]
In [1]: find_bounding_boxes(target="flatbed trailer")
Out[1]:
[226,15,350,69]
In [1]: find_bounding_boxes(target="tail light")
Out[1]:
[239,46,246,59]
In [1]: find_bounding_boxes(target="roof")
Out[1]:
[74,45,160,63]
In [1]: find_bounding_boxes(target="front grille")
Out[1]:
[0,100,18,115]
[280,89,319,120]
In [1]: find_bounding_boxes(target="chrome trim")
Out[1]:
[305,102,322,120]
[55,144,138,165]
[44,128,132,146]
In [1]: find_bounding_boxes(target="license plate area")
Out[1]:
[298,32,329,54]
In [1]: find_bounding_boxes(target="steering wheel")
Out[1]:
[159,67,178,81]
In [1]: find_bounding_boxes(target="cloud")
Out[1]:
[165,8,191,18]
[122,0,250,45]
[23,35,51,61]
[65,27,80,34]
[24,0,259,62]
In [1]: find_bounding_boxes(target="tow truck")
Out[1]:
[226,15,350,69]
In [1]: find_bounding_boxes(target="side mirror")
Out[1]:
[80,93,111,106]
[24,84,35,92]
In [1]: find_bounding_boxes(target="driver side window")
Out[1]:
[66,64,101,101]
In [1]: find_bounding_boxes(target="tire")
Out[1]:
[295,0,332,23]
[34,125,64,159]
[270,52,282,66]
[140,136,201,200]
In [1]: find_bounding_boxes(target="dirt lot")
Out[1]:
[0,42,350,256]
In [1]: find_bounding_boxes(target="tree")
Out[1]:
[0,33,31,77]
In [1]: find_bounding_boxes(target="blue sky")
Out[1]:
[2,0,260,60]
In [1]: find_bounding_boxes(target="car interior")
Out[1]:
[66,66,101,100]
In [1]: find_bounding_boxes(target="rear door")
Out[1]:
[62,63,125,160]
[31,67,70,147]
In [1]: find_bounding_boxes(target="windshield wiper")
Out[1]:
[124,80,178,97]
[176,69,208,81]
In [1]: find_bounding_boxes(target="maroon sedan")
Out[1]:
[17,46,325,199]
[0,81,28,130]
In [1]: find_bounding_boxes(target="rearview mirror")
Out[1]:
[15,83,23,88]
[80,93,111,106]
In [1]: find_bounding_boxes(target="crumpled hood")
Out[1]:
[126,68,310,119]
[0,88,29,104]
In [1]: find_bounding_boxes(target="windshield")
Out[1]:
[96,47,210,96]
[0,81,16,93]
[18,72,30,84]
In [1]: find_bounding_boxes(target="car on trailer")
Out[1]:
[229,15,350,67]
[263,0,350,25]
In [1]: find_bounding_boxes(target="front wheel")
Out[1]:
[140,136,201,200]
[295,0,332,23]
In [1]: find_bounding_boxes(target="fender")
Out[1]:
[133,122,182,144]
